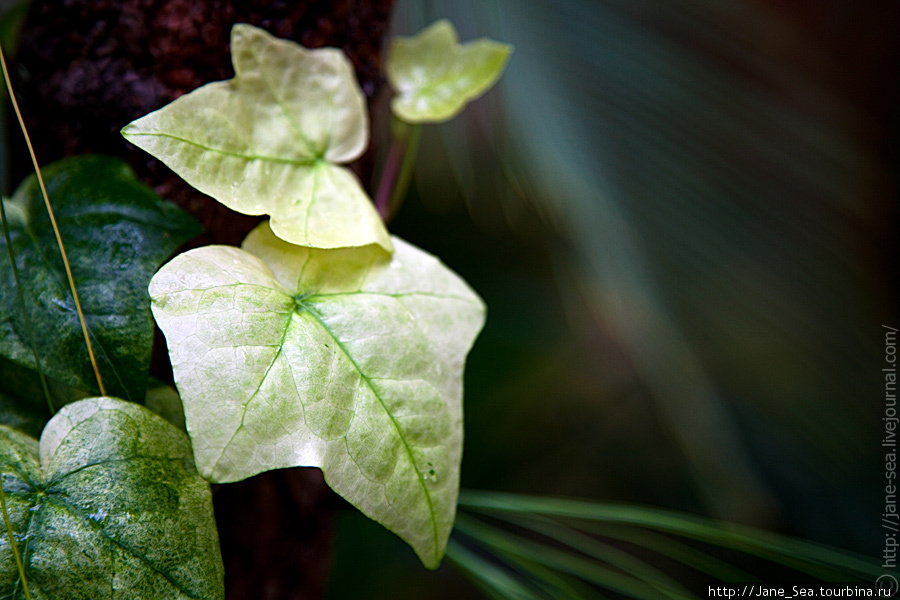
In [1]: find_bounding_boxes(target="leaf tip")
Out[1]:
[230,21,263,44]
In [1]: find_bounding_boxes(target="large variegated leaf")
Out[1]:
[122,23,391,252]
[0,397,223,599]
[149,223,484,567]
[387,20,512,123]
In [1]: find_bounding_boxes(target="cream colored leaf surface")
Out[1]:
[122,23,391,251]
[149,223,485,567]
[387,20,512,123]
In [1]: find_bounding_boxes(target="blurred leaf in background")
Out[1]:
[448,491,881,598]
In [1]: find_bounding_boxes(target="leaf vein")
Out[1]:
[311,290,478,302]
[209,312,292,476]
[47,456,190,485]
[126,132,317,167]
[45,495,202,599]
[298,302,441,560]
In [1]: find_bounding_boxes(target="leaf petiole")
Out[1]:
[375,118,421,223]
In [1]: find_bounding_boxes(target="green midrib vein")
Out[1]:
[298,299,440,561]
[42,494,202,599]
[206,294,441,559]
[208,309,293,479]
[125,131,321,167]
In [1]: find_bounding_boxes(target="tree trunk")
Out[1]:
[11,1,394,597]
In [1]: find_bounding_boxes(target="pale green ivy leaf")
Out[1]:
[149,222,485,568]
[0,397,223,599]
[121,23,392,252]
[387,19,512,123]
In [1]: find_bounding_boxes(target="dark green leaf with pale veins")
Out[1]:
[0,155,201,402]
[0,397,223,599]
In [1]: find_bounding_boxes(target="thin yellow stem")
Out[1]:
[0,40,106,396]
[0,473,32,600]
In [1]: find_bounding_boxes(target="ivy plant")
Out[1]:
[150,222,484,567]
[122,21,506,568]
[0,17,509,595]
[0,13,878,598]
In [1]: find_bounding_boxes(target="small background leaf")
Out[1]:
[0,155,201,402]
[122,23,391,252]
[387,19,512,123]
[0,397,223,600]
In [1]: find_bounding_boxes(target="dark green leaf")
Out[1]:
[0,155,201,402]
[0,397,224,599]
[0,358,87,438]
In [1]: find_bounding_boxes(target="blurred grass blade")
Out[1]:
[493,551,607,600]
[583,523,756,583]
[503,555,602,600]
[495,512,696,599]
[458,490,880,580]
[455,513,680,600]
[446,539,547,600]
